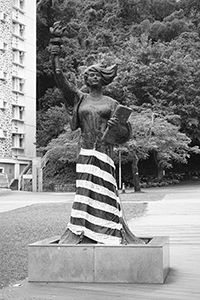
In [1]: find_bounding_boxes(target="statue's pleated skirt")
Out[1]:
[68,148,123,244]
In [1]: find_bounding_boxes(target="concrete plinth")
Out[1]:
[28,236,169,284]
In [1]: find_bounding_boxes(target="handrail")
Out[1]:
[18,161,32,191]
[18,152,49,191]
[41,151,49,169]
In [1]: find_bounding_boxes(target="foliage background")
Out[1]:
[36,0,200,190]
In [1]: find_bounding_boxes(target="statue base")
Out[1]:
[28,236,169,284]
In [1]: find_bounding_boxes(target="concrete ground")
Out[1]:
[0,181,200,299]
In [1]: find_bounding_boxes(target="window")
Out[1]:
[12,106,16,118]
[0,100,7,109]
[12,23,17,35]
[13,50,24,65]
[19,134,24,148]
[12,77,25,93]
[19,106,24,120]
[12,105,25,120]
[19,51,24,65]
[12,22,25,39]
[12,134,24,149]
[0,71,7,81]
[19,79,25,92]
[12,77,18,90]
[12,135,15,146]
[20,0,25,10]
[0,40,7,52]
[13,50,17,63]
[0,129,7,139]
[13,0,25,11]
[19,24,25,38]
[0,12,8,22]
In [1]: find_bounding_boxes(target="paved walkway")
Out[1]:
[0,182,200,299]
[0,190,75,213]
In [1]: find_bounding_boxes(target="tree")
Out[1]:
[150,0,177,21]
[118,107,200,191]
[42,126,81,187]
[36,0,200,186]
[45,125,81,163]
[36,104,69,148]
[111,33,200,146]
[37,87,64,110]
[148,113,200,180]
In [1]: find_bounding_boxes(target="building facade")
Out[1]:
[0,0,36,184]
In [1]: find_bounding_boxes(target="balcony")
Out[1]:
[13,0,25,13]
[12,65,25,78]
[12,93,25,107]
[12,9,25,25]
[12,120,25,134]
[12,36,25,51]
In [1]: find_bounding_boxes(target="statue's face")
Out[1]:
[86,71,102,87]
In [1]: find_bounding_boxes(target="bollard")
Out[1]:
[122,182,126,193]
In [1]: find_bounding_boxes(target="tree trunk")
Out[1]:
[132,152,141,192]
[157,164,164,181]
[153,151,164,181]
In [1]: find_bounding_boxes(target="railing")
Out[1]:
[40,151,49,169]
[18,160,32,191]
[17,152,49,191]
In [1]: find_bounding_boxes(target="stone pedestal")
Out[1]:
[28,236,169,284]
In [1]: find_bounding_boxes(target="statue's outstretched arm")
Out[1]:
[51,44,79,109]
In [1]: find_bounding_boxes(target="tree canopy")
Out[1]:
[36,0,200,188]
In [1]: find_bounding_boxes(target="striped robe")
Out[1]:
[67,148,123,245]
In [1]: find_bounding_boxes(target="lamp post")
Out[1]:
[119,149,122,190]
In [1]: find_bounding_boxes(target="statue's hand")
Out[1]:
[107,116,119,128]
[50,44,61,56]
[50,21,65,37]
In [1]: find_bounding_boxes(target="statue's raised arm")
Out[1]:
[50,22,81,112]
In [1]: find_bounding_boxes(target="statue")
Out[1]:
[50,22,144,245]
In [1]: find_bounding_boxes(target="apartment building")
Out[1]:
[0,0,36,185]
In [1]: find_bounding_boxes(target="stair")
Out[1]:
[0,173,9,188]
[9,179,18,190]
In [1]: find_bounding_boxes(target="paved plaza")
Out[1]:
[0,182,200,299]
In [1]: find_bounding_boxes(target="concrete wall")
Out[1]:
[23,0,36,158]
